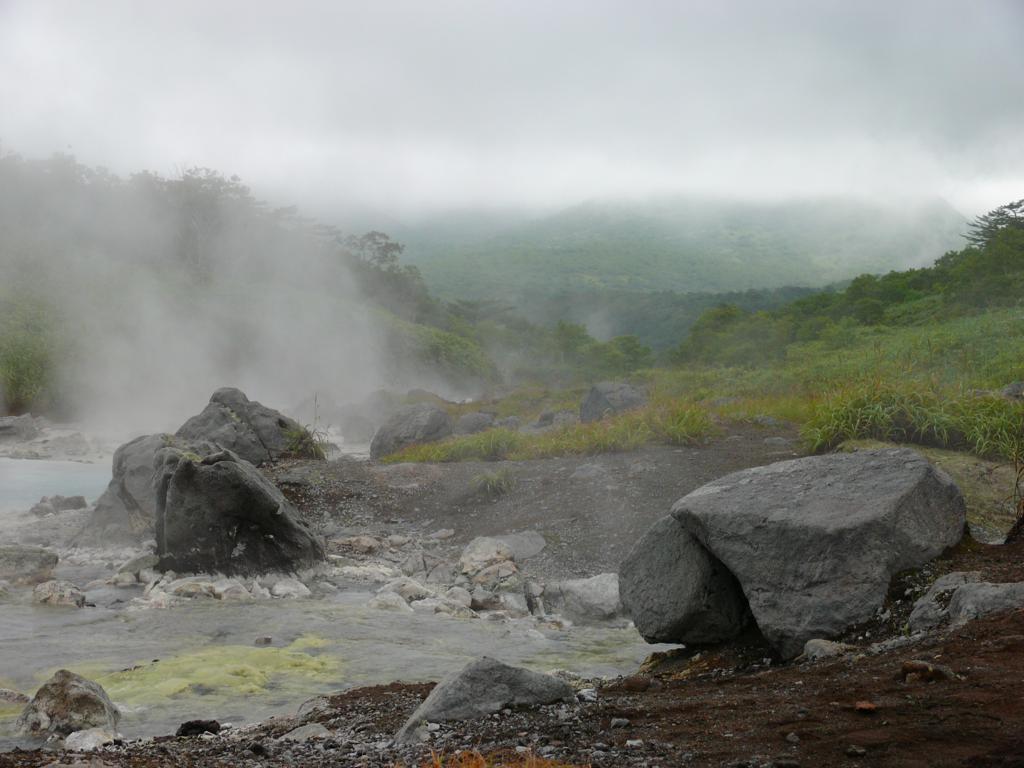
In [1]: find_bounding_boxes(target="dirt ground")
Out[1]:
[269,421,804,581]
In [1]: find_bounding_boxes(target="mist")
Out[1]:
[1,1,1022,218]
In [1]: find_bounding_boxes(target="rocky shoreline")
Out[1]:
[3,387,1024,766]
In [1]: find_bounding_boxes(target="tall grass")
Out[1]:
[0,293,62,414]
[803,383,1024,461]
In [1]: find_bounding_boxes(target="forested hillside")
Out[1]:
[397,197,967,299]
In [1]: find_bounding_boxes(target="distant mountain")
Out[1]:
[391,197,967,300]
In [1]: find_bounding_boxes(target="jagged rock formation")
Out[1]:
[369,403,452,459]
[175,387,307,466]
[396,658,573,743]
[16,670,120,738]
[622,449,966,658]
[579,381,646,423]
[154,448,324,574]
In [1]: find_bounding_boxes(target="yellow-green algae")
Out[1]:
[44,635,341,711]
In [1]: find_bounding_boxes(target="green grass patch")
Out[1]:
[803,384,1024,460]
[384,401,714,463]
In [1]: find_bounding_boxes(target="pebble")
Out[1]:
[786,731,801,744]
[610,717,630,729]
[625,739,644,749]
[846,745,868,757]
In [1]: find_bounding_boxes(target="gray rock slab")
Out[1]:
[370,403,453,459]
[619,516,749,644]
[17,670,120,737]
[395,657,573,743]
[672,448,966,658]
[155,449,324,575]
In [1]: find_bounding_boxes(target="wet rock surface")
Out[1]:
[369,403,452,459]
[15,670,119,738]
[154,449,325,575]
[0,546,58,585]
[175,387,308,466]
[620,516,749,643]
[671,448,967,657]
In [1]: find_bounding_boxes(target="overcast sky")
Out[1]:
[1,0,1022,217]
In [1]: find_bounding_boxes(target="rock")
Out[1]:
[493,531,547,561]
[33,580,86,608]
[340,535,382,555]
[455,412,495,435]
[378,577,432,603]
[369,403,453,459]
[30,495,87,516]
[400,551,428,577]
[154,449,324,575]
[387,534,411,548]
[544,573,625,623]
[947,581,1024,626]
[429,528,456,540]
[368,591,414,612]
[0,545,59,585]
[1001,381,1024,400]
[908,572,983,632]
[619,517,749,644]
[0,414,40,441]
[87,433,211,542]
[459,537,514,575]
[444,586,473,608]
[280,723,330,742]
[0,688,29,705]
[395,658,574,742]
[64,727,118,751]
[901,659,956,683]
[580,382,646,423]
[801,639,855,660]
[472,561,519,590]
[671,449,966,658]
[175,387,312,465]
[17,670,120,737]
[211,578,252,601]
[470,587,500,611]
[176,719,221,737]
[116,553,160,576]
[269,577,312,599]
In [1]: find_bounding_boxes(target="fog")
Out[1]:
[1,1,1023,431]
[1,1,1022,218]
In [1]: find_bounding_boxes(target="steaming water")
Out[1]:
[0,460,667,748]
[0,458,110,516]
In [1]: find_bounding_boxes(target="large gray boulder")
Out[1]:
[580,381,646,423]
[154,448,325,575]
[16,670,120,737]
[369,403,452,459]
[87,433,209,541]
[175,387,309,465]
[947,582,1024,626]
[396,658,573,743]
[544,572,626,623]
[672,448,966,658]
[454,411,495,435]
[0,545,58,585]
[619,517,749,643]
